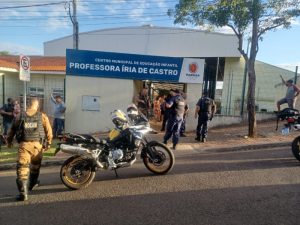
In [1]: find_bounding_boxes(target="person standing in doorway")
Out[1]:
[7,97,53,201]
[277,75,300,111]
[0,98,14,136]
[135,87,150,118]
[51,94,66,138]
[163,89,185,150]
[195,90,216,143]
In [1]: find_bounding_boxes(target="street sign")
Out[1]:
[19,55,30,81]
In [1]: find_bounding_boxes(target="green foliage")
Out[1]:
[0,51,10,56]
[171,0,300,39]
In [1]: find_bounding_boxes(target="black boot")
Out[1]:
[195,136,201,142]
[16,179,28,201]
[29,172,40,191]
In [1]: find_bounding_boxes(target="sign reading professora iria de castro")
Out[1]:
[66,49,204,84]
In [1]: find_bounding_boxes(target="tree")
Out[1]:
[169,0,300,137]
[0,51,10,55]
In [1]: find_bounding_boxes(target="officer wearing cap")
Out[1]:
[195,90,216,142]
[163,89,185,150]
[277,75,300,111]
[7,97,53,201]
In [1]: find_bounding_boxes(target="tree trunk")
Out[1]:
[247,1,259,138]
[247,59,257,137]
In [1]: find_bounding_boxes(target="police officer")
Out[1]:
[163,89,185,150]
[195,90,216,142]
[7,97,53,201]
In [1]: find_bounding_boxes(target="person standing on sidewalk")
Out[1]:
[195,90,216,142]
[51,94,66,138]
[163,89,185,150]
[7,97,53,201]
[276,75,300,111]
[0,98,14,136]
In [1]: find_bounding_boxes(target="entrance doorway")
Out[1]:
[134,80,187,131]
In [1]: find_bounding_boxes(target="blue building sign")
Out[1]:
[66,49,204,83]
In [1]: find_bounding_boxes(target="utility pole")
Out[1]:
[69,0,79,49]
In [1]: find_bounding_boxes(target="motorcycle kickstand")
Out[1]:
[113,169,119,178]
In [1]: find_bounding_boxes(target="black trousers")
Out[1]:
[196,113,209,139]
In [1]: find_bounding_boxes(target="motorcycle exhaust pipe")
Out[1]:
[60,144,106,169]
[60,144,91,155]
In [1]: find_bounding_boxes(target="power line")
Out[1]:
[0,6,172,13]
[0,12,169,20]
[0,1,67,10]
[0,29,210,36]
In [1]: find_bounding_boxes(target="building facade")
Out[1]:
[42,26,299,133]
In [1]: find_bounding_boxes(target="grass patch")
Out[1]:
[0,140,59,164]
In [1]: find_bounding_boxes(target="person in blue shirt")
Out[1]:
[163,89,185,150]
[51,94,66,138]
[0,98,14,136]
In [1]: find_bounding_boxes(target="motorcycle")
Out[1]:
[275,108,300,161]
[56,106,175,190]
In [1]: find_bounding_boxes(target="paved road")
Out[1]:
[0,146,300,225]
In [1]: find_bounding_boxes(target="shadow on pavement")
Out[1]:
[0,184,300,225]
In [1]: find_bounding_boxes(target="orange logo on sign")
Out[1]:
[189,63,198,73]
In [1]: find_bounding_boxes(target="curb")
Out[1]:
[195,141,291,153]
[0,141,292,171]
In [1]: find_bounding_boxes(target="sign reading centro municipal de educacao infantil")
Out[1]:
[66,49,204,83]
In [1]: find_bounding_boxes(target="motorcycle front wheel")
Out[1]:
[60,155,96,190]
[143,141,175,174]
[291,136,300,161]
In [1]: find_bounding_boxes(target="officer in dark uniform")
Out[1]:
[194,90,216,142]
[163,89,185,150]
[7,97,53,201]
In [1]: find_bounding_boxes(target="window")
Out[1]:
[28,87,44,97]
[52,88,64,100]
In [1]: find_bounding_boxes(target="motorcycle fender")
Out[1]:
[141,145,156,160]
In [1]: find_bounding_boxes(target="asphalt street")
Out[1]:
[0,146,300,225]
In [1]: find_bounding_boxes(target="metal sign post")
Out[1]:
[19,55,30,111]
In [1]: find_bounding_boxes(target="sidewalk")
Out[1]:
[149,118,298,152]
[0,119,298,170]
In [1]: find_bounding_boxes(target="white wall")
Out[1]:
[44,26,240,58]
[221,58,296,115]
[184,83,203,131]
[65,76,134,133]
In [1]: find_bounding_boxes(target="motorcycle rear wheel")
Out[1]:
[291,136,300,161]
[60,155,96,190]
[143,141,175,174]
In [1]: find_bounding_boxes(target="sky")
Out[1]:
[0,0,299,72]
